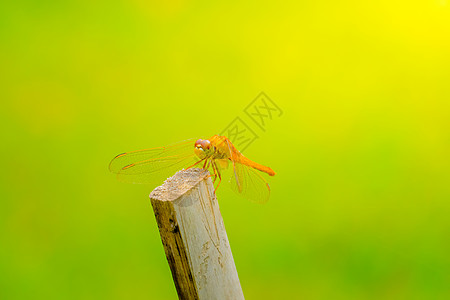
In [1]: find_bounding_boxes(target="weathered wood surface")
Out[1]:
[150,168,244,300]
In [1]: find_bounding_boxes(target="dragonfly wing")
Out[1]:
[219,138,270,203]
[228,162,271,204]
[109,139,199,186]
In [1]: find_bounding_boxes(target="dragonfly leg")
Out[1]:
[210,160,219,184]
[186,157,206,170]
[203,159,209,169]
[202,159,217,181]
[213,161,222,192]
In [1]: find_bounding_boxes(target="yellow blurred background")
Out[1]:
[1,1,449,299]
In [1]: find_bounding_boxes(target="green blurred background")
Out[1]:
[1,1,450,299]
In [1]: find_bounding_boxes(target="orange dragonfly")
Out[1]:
[109,135,276,203]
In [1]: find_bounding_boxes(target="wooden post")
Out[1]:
[150,168,244,300]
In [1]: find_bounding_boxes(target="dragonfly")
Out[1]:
[109,135,276,203]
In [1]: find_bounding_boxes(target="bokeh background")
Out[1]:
[1,1,450,299]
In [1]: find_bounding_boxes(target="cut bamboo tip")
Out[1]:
[149,168,210,202]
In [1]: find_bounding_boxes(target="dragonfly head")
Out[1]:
[194,139,214,159]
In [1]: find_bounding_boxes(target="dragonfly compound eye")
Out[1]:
[201,140,211,149]
[195,139,203,149]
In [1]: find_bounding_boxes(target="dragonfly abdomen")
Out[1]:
[237,156,276,176]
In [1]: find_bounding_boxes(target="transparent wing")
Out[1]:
[218,138,270,203]
[228,162,271,204]
[109,139,199,186]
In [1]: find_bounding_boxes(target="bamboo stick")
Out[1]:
[150,168,244,300]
